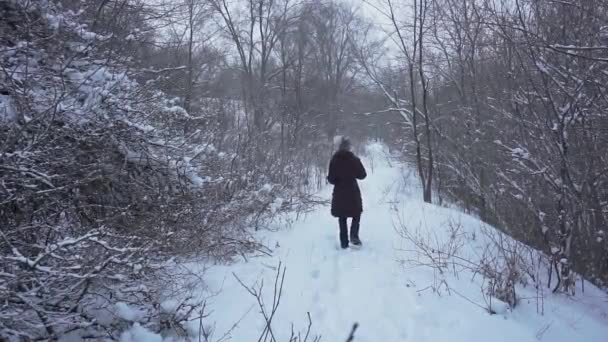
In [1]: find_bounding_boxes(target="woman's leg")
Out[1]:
[350,214,361,244]
[338,217,349,248]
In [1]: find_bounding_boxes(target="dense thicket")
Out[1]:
[0,0,382,339]
[362,0,608,290]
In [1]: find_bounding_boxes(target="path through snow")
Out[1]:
[190,143,608,342]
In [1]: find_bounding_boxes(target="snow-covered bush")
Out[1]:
[396,215,540,314]
[0,0,319,339]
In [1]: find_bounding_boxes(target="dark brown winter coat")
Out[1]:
[327,150,367,218]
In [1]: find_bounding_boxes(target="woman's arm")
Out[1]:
[327,158,338,184]
[355,157,367,180]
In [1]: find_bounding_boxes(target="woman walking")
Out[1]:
[327,137,367,249]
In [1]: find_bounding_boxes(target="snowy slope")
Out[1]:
[164,143,607,341]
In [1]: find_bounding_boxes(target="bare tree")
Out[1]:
[359,0,435,203]
[210,0,298,131]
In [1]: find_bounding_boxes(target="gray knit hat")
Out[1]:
[338,136,351,151]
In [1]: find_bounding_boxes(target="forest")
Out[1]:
[1,0,607,340]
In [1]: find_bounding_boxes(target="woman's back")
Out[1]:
[327,150,366,186]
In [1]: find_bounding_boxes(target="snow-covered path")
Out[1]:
[193,143,608,342]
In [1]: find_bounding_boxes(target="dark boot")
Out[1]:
[350,215,362,246]
[339,217,349,248]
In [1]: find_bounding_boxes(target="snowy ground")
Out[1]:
[164,143,607,342]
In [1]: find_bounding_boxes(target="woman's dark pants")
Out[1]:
[338,214,360,248]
